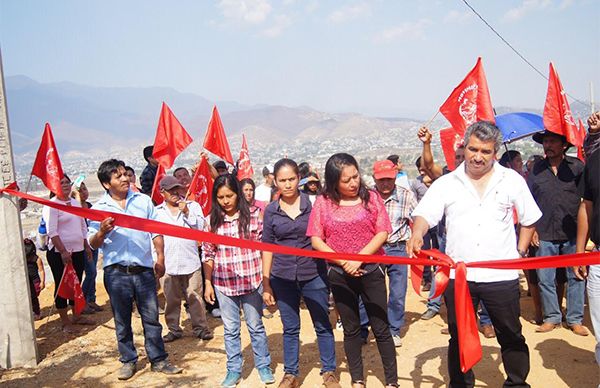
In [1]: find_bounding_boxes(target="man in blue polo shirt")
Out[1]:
[88,159,182,380]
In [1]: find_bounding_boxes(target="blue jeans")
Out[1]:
[479,301,492,326]
[215,285,271,374]
[384,244,408,335]
[427,268,443,312]
[103,265,167,364]
[82,249,98,303]
[270,275,335,376]
[537,240,584,325]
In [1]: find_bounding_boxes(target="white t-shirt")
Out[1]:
[412,162,542,283]
[255,184,272,203]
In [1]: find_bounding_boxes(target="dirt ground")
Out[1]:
[1,272,598,388]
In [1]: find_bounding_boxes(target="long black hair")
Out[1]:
[210,174,252,238]
[323,153,370,208]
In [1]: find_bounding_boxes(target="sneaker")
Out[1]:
[335,319,343,331]
[421,308,438,320]
[81,306,96,315]
[257,366,275,385]
[211,308,222,318]
[221,371,242,387]
[117,362,136,380]
[162,332,182,343]
[322,371,341,388]
[392,334,402,347]
[278,373,299,388]
[197,329,214,341]
[151,360,183,375]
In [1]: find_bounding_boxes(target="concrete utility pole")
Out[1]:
[0,48,39,367]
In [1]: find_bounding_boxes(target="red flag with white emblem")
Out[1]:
[187,158,214,216]
[439,58,495,137]
[237,134,254,181]
[543,63,579,146]
[440,127,463,171]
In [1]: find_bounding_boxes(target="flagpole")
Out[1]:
[423,111,440,129]
[24,174,32,193]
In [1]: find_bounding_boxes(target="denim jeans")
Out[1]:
[587,263,600,365]
[536,240,585,325]
[103,265,167,364]
[270,274,335,376]
[82,249,99,303]
[427,268,443,312]
[479,301,492,326]
[384,244,408,335]
[215,285,271,374]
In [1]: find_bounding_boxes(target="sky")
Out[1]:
[0,0,598,119]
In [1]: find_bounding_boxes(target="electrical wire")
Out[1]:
[461,0,591,109]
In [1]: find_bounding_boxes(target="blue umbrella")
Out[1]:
[495,112,544,144]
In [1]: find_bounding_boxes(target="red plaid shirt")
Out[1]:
[202,209,263,296]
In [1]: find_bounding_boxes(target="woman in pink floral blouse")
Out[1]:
[307,153,398,388]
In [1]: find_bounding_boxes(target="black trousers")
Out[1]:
[444,279,530,388]
[328,266,398,386]
[47,248,85,309]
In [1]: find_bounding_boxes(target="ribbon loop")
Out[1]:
[454,262,482,373]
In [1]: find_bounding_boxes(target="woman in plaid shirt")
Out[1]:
[202,174,274,388]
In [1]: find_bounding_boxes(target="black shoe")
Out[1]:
[197,329,214,341]
[117,362,136,380]
[151,360,183,375]
[162,332,182,343]
[421,309,438,320]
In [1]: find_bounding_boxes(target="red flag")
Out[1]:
[152,102,193,169]
[543,63,579,146]
[31,123,64,195]
[237,134,254,181]
[57,263,86,315]
[151,164,166,205]
[203,106,234,165]
[440,127,463,171]
[439,57,495,137]
[187,158,214,216]
[577,119,586,161]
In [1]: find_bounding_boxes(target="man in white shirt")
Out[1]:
[255,165,274,203]
[407,121,541,388]
[155,176,213,342]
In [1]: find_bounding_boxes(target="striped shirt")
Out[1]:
[202,208,263,296]
[382,187,417,243]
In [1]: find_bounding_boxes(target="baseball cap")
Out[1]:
[373,160,397,180]
[159,176,184,191]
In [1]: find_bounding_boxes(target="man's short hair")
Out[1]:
[143,145,154,162]
[386,155,400,165]
[97,159,126,190]
[124,165,135,175]
[173,167,188,176]
[463,121,503,153]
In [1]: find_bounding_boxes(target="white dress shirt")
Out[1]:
[155,201,206,276]
[412,162,542,283]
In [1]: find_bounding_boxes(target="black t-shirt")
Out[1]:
[579,150,600,246]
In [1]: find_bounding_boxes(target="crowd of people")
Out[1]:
[24,111,600,387]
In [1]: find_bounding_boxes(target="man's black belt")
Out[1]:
[384,241,406,248]
[108,263,153,274]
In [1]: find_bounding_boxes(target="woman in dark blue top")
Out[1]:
[262,158,339,388]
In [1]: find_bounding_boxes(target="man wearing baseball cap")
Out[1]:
[155,176,214,343]
[372,159,417,347]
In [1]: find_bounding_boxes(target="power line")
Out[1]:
[461,0,591,109]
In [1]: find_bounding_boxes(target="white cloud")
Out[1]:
[260,14,292,38]
[443,9,473,24]
[218,0,272,25]
[373,18,431,43]
[328,2,371,24]
[502,0,551,23]
[305,0,319,14]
